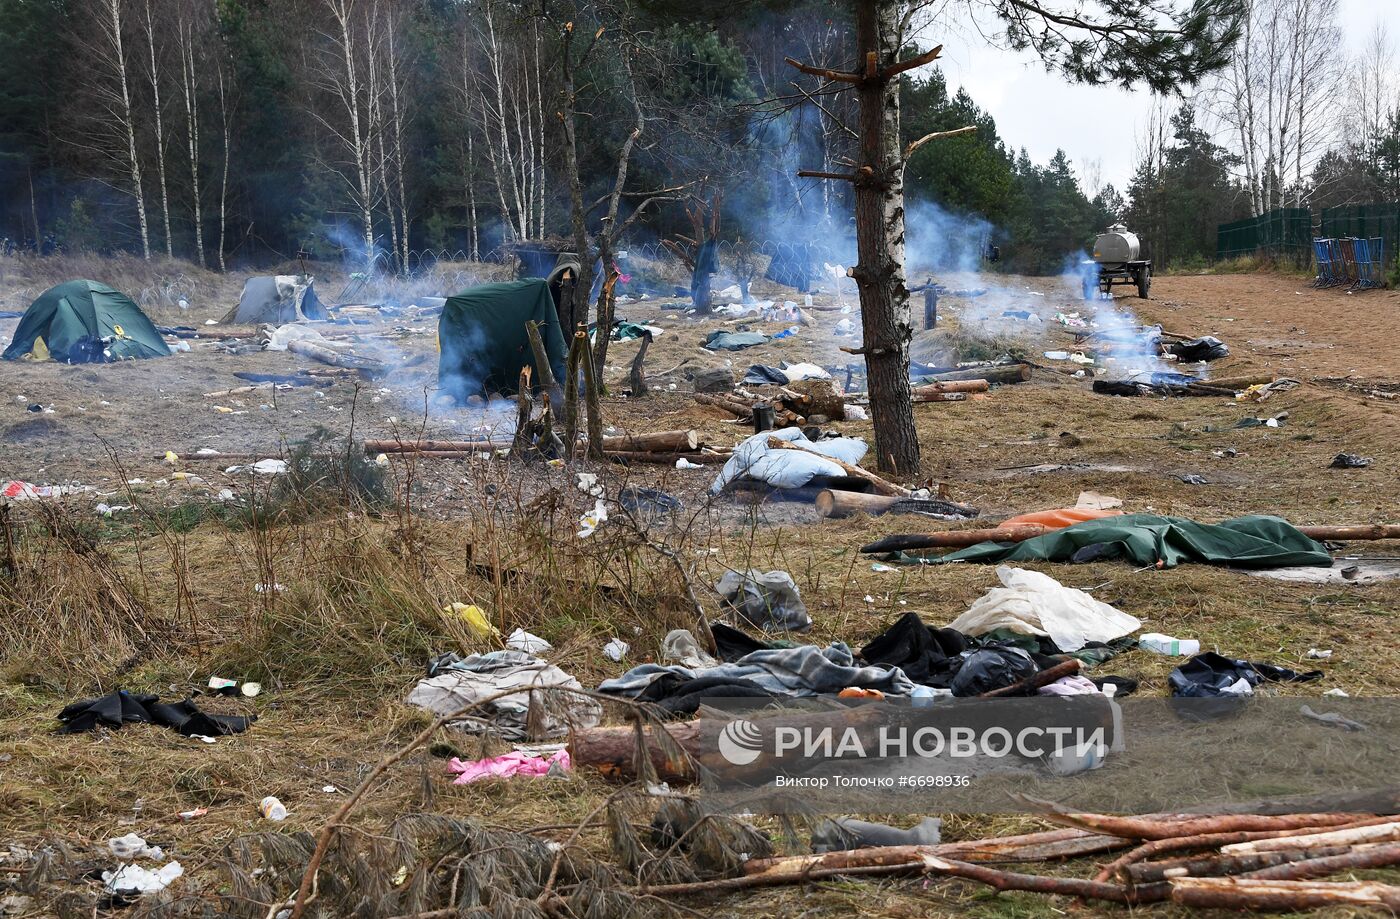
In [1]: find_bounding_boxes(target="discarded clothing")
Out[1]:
[619,486,682,515]
[710,427,868,495]
[742,364,790,385]
[715,569,812,632]
[947,567,1140,652]
[711,622,774,662]
[1330,453,1372,469]
[1092,371,1206,397]
[408,651,600,740]
[636,673,780,715]
[1169,336,1229,362]
[704,330,767,351]
[930,514,1333,569]
[1169,652,1323,699]
[447,749,570,784]
[598,642,916,700]
[742,362,831,386]
[57,690,254,737]
[812,817,942,853]
[859,612,968,686]
[949,647,1039,696]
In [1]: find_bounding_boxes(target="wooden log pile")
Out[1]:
[629,805,1400,910]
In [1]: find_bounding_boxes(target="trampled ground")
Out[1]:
[1,254,1398,917]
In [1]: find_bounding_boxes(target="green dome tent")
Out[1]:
[3,280,171,362]
[438,278,567,400]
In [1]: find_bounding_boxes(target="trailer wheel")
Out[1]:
[1136,268,1151,300]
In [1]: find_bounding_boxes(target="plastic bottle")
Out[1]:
[1138,633,1200,656]
[259,796,288,821]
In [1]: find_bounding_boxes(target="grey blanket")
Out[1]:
[598,642,915,698]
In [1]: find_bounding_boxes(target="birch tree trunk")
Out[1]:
[179,17,205,268]
[560,23,592,337]
[102,0,151,259]
[142,0,173,258]
[852,0,919,474]
[216,64,231,273]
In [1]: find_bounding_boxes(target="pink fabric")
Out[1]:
[446,749,571,784]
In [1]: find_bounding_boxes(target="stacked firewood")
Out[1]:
[696,392,806,427]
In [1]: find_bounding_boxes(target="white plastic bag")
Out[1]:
[947,566,1139,652]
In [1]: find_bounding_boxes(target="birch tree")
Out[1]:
[310,0,382,267]
[177,4,209,267]
[81,0,151,258]
[139,0,174,257]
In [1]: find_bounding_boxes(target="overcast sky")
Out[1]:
[929,0,1400,194]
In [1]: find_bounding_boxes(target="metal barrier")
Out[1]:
[1312,237,1387,290]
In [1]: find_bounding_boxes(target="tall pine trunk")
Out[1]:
[852,0,919,474]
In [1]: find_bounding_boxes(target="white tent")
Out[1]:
[221,276,328,324]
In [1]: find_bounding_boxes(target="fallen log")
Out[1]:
[861,523,1400,554]
[287,338,388,374]
[1126,846,1359,885]
[1241,842,1400,881]
[1043,811,1367,842]
[569,706,886,783]
[861,525,1050,554]
[919,364,1031,385]
[909,392,984,403]
[1201,373,1277,390]
[912,379,991,395]
[1095,817,1400,884]
[364,429,700,455]
[981,658,1080,698]
[765,437,909,497]
[814,489,979,520]
[1222,821,1400,855]
[203,382,274,397]
[1169,877,1400,912]
[696,393,754,417]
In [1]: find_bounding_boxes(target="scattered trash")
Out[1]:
[1306,648,1333,660]
[1139,633,1201,656]
[409,652,600,740]
[845,404,869,420]
[223,459,287,476]
[948,566,1140,652]
[176,808,208,822]
[1330,453,1372,469]
[675,457,703,469]
[1323,687,1350,697]
[506,628,552,655]
[812,817,941,853]
[259,796,288,821]
[603,638,630,662]
[447,749,571,784]
[715,569,812,632]
[1169,336,1229,362]
[619,486,683,516]
[949,647,1039,696]
[1168,652,1323,699]
[660,629,719,669]
[103,861,184,897]
[1235,413,1287,429]
[1299,704,1365,732]
[870,563,895,573]
[443,603,498,639]
[1179,473,1208,485]
[108,834,163,861]
[577,499,608,538]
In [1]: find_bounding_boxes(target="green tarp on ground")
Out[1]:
[923,514,1333,569]
[438,278,567,399]
[2,280,170,362]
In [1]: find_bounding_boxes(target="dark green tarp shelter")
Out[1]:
[3,280,170,362]
[438,279,567,399]
[924,514,1333,569]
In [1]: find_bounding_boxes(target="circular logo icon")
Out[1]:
[718,719,763,766]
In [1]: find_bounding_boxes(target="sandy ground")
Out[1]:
[3,256,1400,918]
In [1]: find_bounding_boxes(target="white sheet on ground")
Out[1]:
[947,566,1140,652]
